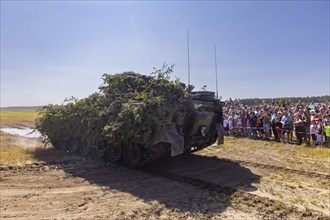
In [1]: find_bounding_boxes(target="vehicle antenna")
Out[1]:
[187,29,191,87]
[214,44,219,99]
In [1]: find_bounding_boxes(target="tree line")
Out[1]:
[231,96,329,106]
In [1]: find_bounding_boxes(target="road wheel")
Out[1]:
[123,143,143,168]
[106,143,122,162]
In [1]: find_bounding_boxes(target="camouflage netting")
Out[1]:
[35,64,188,155]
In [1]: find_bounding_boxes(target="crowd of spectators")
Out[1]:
[222,100,330,147]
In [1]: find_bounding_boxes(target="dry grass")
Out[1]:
[221,136,330,160]
[296,146,330,159]
[0,145,66,165]
[198,136,330,174]
[0,132,66,165]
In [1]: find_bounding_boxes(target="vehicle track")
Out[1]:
[143,164,327,220]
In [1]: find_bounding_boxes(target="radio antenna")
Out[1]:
[214,44,219,99]
[187,29,191,86]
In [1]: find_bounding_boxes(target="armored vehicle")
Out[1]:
[36,71,224,168]
[106,90,224,167]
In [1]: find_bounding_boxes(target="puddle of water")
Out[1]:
[0,127,42,138]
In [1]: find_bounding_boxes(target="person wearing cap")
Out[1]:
[310,109,317,122]
[281,110,292,144]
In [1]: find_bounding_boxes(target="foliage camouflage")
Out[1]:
[35,64,189,158]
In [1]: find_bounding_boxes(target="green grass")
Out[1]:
[0,109,38,121]
[0,109,38,128]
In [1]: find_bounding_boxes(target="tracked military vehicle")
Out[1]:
[106,90,224,167]
[36,70,224,168]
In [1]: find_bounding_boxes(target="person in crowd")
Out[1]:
[320,107,326,118]
[304,106,311,145]
[257,114,264,138]
[310,109,317,121]
[294,113,305,145]
[327,105,330,115]
[223,116,229,136]
[316,118,324,147]
[317,112,323,123]
[236,115,243,136]
[232,111,240,136]
[271,110,279,141]
[296,100,304,110]
[248,111,257,139]
[325,114,330,125]
[310,120,317,147]
[262,111,271,140]
[275,111,283,142]
[281,110,292,144]
[221,99,329,146]
[228,116,234,136]
[289,108,295,142]
[243,111,249,137]
[308,102,315,110]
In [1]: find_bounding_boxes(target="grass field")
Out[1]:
[200,136,330,174]
[0,109,38,128]
[0,108,66,165]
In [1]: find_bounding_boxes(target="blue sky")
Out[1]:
[1,1,329,107]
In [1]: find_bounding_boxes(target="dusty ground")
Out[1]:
[1,158,265,220]
[0,111,329,219]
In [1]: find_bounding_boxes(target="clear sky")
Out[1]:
[1,1,329,107]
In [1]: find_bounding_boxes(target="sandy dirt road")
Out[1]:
[0,134,329,219]
[1,157,264,220]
